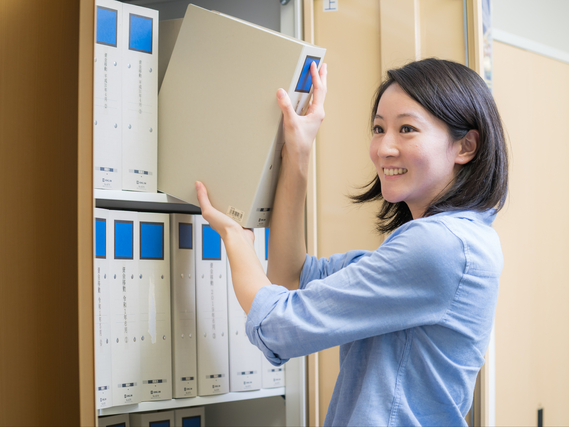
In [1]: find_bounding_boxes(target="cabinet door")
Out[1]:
[0,0,95,426]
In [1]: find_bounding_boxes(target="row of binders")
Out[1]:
[99,406,204,427]
[94,0,158,192]
[95,208,284,410]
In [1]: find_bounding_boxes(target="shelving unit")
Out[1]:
[95,1,307,426]
[95,189,200,214]
[98,387,285,416]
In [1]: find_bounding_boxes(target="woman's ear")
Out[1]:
[455,130,479,165]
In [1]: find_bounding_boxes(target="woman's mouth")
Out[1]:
[383,168,408,176]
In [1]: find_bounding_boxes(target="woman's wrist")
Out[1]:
[282,148,310,180]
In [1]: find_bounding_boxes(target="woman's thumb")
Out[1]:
[276,88,295,118]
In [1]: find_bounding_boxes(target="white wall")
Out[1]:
[493,0,569,63]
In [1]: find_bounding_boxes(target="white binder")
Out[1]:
[109,209,141,406]
[194,215,229,396]
[121,3,158,192]
[158,4,326,227]
[174,406,205,427]
[253,228,285,389]
[170,214,198,398]
[94,208,112,409]
[227,257,262,392]
[137,212,172,401]
[94,0,122,190]
[130,410,174,427]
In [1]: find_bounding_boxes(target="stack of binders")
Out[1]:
[94,210,285,410]
[94,0,158,192]
[94,208,172,409]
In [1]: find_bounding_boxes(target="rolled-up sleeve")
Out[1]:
[246,219,467,366]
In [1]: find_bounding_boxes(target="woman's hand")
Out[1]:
[195,181,254,247]
[276,62,327,166]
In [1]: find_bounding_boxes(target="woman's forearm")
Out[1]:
[223,227,270,314]
[266,150,310,290]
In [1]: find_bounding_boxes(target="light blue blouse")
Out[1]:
[246,210,503,426]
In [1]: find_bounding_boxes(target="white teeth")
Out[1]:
[384,168,407,176]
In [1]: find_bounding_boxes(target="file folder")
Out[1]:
[194,215,229,396]
[138,212,172,401]
[158,4,326,227]
[94,0,122,190]
[170,214,198,398]
[254,228,285,389]
[95,208,113,409]
[227,258,262,392]
[121,2,158,192]
[109,209,141,406]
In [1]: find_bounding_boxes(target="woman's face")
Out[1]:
[370,83,464,219]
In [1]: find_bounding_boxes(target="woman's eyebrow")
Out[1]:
[374,113,425,123]
[375,113,423,121]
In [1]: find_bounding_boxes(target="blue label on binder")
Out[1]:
[202,225,221,260]
[295,56,321,93]
[95,218,106,258]
[179,223,193,249]
[129,14,153,54]
[140,222,164,260]
[182,416,201,427]
[265,228,270,260]
[96,6,118,47]
[115,221,133,259]
[149,421,170,427]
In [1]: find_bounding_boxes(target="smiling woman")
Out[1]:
[197,58,509,426]
[352,58,508,233]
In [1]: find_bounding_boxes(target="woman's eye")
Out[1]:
[401,125,415,133]
[373,125,383,134]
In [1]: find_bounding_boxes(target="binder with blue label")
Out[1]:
[159,4,326,227]
[170,214,198,398]
[109,209,141,406]
[94,208,113,409]
[137,212,172,401]
[194,215,229,396]
[94,0,122,190]
[121,2,158,192]
[227,256,263,392]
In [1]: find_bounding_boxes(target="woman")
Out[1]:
[196,58,508,426]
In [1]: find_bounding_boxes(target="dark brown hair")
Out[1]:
[351,58,508,234]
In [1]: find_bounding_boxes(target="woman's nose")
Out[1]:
[376,132,399,158]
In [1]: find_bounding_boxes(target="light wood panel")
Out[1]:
[420,0,465,64]
[311,1,467,424]
[493,41,569,427]
[313,1,382,422]
[0,1,95,425]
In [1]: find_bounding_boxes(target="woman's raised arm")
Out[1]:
[267,62,327,290]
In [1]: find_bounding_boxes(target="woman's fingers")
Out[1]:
[195,181,211,210]
[276,88,296,123]
[195,181,215,223]
[310,62,327,108]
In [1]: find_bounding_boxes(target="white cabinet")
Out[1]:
[95,1,307,425]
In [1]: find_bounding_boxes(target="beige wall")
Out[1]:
[312,0,466,424]
[313,0,382,422]
[493,41,569,426]
[0,1,94,425]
